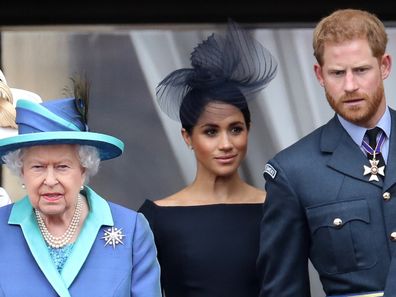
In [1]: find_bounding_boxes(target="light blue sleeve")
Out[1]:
[131,212,162,297]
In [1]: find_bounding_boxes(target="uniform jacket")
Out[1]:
[0,186,161,297]
[258,109,396,297]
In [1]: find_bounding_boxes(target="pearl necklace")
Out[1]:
[35,194,83,249]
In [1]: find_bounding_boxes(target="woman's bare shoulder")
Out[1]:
[245,185,266,203]
[153,190,187,207]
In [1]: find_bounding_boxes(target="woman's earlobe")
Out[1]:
[181,128,193,150]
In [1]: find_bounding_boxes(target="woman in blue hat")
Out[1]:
[139,21,277,297]
[0,81,161,297]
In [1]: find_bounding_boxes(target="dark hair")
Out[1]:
[180,84,251,134]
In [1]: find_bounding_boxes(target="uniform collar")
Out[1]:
[337,106,391,147]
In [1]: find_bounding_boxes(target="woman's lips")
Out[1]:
[42,193,63,202]
[215,154,237,164]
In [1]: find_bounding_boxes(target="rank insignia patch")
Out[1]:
[264,163,277,179]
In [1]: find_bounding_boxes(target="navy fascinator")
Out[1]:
[156,20,278,122]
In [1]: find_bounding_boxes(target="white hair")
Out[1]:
[78,145,100,183]
[2,144,101,184]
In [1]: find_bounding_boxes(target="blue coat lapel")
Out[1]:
[383,109,396,191]
[9,197,71,297]
[321,115,383,188]
[61,187,113,287]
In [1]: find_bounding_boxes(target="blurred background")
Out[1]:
[1,2,396,296]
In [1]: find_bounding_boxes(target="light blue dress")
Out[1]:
[0,186,161,297]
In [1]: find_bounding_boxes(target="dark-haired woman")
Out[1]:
[139,21,278,297]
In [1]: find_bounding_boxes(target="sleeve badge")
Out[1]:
[263,163,277,179]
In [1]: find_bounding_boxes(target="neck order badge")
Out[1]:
[362,128,386,182]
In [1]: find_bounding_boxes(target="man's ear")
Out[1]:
[314,63,325,87]
[380,54,392,80]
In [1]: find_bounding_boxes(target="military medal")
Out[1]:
[362,131,386,182]
[363,158,384,182]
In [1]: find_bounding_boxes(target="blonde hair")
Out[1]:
[0,81,16,129]
[313,9,388,66]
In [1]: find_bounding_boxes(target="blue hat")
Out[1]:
[0,97,124,160]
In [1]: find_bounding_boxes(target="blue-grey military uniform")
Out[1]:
[258,110,396,297]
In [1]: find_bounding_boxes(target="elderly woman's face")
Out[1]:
[21,144,86,217]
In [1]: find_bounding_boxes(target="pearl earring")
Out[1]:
[21,184,26,189]
[80,185,84,190]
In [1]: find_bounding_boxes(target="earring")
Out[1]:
[21,184,26,189]
[188,145,193,150]
[80,185,84,190]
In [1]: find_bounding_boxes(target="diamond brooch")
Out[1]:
[101,227,125,249]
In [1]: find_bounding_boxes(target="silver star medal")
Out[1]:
[363,158,385,182]
[101,227,126,249]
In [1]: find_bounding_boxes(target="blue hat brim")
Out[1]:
[0,131,124,161]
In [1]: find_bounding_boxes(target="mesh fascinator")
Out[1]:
[156,20,278,123]
[0,77,124,161]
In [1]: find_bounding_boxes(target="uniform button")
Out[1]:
[383,192,391,200]
[390,232,396,241]
[333,218,343,227]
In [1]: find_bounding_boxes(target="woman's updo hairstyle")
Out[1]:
[180,83,251,134]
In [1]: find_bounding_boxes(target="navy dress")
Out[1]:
[139,199,263,297]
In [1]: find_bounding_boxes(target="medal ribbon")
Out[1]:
[362,130,386,159]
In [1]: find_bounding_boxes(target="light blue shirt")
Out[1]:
[338,107,391,164]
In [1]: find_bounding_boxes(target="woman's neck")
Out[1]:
[187,172,246,203]
[155,171,265,207]
[40,195,89,241]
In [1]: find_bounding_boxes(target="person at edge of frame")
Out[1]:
[258,8,396,297]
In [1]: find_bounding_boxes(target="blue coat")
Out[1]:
[0,187,161,297]
[258,110,396,297]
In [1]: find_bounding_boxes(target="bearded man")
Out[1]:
[258,8,396,297]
